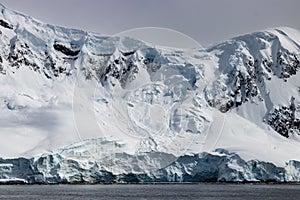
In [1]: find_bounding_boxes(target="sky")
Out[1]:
[1,0,300,47]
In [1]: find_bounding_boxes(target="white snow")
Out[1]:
[0,4,299,175]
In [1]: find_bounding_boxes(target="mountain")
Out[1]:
[0,4,299,183]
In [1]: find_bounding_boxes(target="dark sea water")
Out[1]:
[0,184,299,200]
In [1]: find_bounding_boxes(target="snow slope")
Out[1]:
[0,4,299,182]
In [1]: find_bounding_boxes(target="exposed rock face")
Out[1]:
[206,29,300,139]
[0,19,13,29]
[268,97,300,137]
[207,30,300,113]
[53,42,80,57]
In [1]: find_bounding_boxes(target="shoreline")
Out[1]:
[0,181,300,186]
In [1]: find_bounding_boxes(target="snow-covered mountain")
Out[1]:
[0,4,299,183]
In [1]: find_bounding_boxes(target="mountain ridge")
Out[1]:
[0,4,299,183]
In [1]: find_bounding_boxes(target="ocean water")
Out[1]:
[0,184,299,200]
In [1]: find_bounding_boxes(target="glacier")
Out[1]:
[0,3,299,183]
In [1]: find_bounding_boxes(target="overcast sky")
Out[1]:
[1,0,299,47]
